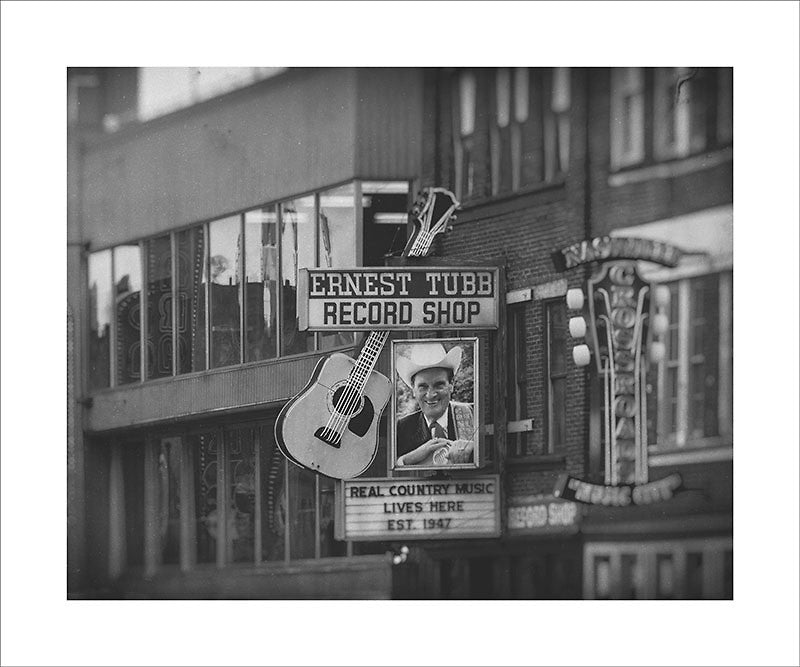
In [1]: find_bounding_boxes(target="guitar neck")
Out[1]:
[349,331,390,391]
[346,188,458,394]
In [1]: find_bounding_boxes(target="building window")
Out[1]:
[656,271,732,448]
[546,301,568,453]
[490,68,569,196]
[86,180,409,388]
[610,67,732,172]
[653,67,692,160]
[318,184,358,351]
[453,70,477,201]
[114,244,142,385]
[88,250,112,389]
[280,196,316,356]
[145,235,174,378]
[209,216,243,368]
[584,537,732,599]
[717,68,733,145]
[506,304,528,456]
[491,68,513,195]
[176,226,207,373]
[610,67,645,169]
[244,206,278,363]
[546,67,571,180]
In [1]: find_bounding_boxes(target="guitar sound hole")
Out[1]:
[329,384,364,417]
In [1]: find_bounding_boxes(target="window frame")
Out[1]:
[545,299,568,454]
[610,67,646,170]
[86,179,411,390]
[654,271,733,450]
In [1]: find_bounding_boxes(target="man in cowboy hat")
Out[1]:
[395,342,474,466]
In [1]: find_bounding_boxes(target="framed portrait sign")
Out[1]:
[390,337,482,472]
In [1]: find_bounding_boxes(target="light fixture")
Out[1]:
[649,341,666,363]
[573,344,591,367]
[654,285,671,308]
[569,316,587,338]
[566,288,585,310]
[651,313,669,336]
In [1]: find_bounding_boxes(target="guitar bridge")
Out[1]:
[314,427,342,449]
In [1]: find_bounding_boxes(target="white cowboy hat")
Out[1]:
[396,342,462,388]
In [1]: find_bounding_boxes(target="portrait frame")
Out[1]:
[390,337,482,472]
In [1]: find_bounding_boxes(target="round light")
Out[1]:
[649,341,666,364]
[654,285,671,308]
[573,344,591,367]
[651,313,669,336]
[566,288,585,310]
[569,316,587,338]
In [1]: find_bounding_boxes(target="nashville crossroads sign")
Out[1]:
[336,476,501,540]
[298,267,499,330]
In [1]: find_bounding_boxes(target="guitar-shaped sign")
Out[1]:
[275,187,460,480]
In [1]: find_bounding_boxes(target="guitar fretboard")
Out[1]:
[338,188,458,402]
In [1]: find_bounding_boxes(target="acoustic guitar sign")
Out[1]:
[297,266,500,330]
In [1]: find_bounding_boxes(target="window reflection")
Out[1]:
[223,428,256,563]
[146,235,173,379]
[259,424,285,562]
[114,244,143,385]
[209,216,242,368]
[158,437,181,564]
[280,197,315,355]
[244,207,278,362]
[88,251,112,389]
[176,226,207,373]
[319,185,357,350]
[192,432,218,564]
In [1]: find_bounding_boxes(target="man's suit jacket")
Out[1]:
[395,402,474,459]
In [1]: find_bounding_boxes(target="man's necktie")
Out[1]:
[431,422,446,439]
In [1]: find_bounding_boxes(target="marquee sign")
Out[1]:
[336,476,501,540]
[554,472,683,507]
[552,236,683,272]
[298,267,499,330]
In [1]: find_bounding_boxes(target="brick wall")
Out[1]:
[421,67,733,501]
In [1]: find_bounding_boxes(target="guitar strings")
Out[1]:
[320,191,453,441]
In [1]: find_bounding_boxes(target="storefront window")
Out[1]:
[114,244,143,385]
[280,196,316,355]
[146,235,173,379]
[209,216,242,368]
[157,437,181,564]
[176,226,207,374]
[121,440,145,568]
[88,250,112,389]
[288,463,316,559]
[259,424,286,562]
[226,427,256,563]
[192,431,218,564]
[244,206,278,362]
[319,476,345,557]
